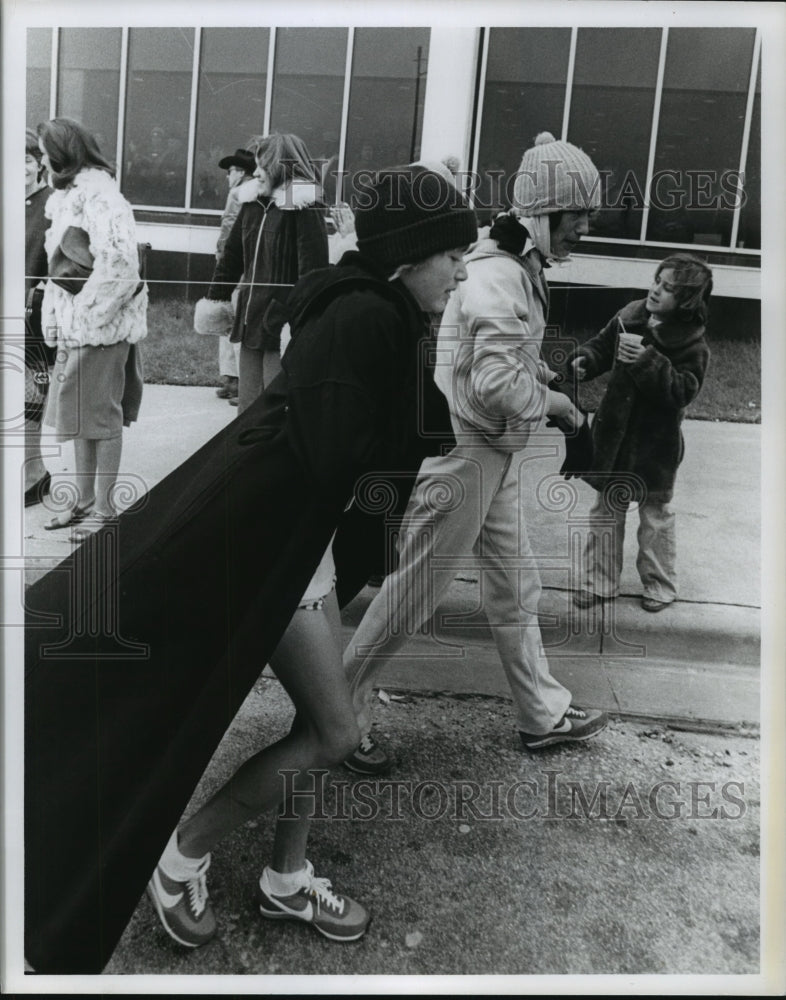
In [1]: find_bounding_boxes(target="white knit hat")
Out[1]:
[512,132,601,216]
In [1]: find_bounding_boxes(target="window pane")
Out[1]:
[475,28,571,222]
[27,28,52,128]
[737,60,760,250]
[191,28,269,211]
[647,27,756,246]
[343,28,430,207]
[57,28,121,166]
[269,27,347,200]
[123,28,194,207]
[569,28,660,241]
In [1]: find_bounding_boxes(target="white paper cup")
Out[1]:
[617,331,644,360]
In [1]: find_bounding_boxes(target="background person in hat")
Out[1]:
[343,132,609,776]
[209,147,256,405]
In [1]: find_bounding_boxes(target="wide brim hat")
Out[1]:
[218,148,256,174]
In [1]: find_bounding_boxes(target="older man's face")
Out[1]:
[550,210,591,258]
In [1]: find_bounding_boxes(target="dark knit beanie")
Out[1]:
[354,166,477,271]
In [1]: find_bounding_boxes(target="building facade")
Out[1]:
[27,24,761,329]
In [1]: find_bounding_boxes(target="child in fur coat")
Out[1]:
[570,253,713,612]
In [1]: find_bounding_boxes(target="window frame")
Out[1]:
[472,25,762,258]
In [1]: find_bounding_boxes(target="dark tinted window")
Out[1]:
[58,28,122,166]
[191,28,269,211]
[122,28,194,207]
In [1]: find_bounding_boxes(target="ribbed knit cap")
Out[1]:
[512,132,601,216]
[355,166,477,271]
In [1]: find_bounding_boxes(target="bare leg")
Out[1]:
[72,438,97,509]
[177,590,358,864]
[24,417,48,489]
[269,591,343,873]
[94,435,123,516]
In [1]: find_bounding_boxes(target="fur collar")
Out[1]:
[236,177,321,209]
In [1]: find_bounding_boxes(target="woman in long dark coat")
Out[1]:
[25,165,476,972]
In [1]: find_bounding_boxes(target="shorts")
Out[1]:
[297,535,336,610]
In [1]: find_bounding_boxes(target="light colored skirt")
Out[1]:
[43,340,143,442]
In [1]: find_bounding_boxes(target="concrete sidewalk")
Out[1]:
[23,384,762,728]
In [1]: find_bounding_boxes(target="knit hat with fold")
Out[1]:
[512,132,601,216]
[355,165,477,271]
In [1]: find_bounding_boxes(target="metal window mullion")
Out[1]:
[336,27,354,204]
[263,28,276,135]
[640,26,669,244]
[730,29,761,251]
[561,26,577,140]
[50,28,59,116]
[468,27,490,210]
[183,27,201,211]
[115,27,129,185]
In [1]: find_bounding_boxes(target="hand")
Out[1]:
[617,340,645,364]
[536,360,559,385]
[562,403,586,432]
[616,332,645,364]
[547,399,585,433]
[330,203,356,237]
[571,357,588,381]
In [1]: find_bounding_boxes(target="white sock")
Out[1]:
[265,862,310,895]
[159,830,209,880]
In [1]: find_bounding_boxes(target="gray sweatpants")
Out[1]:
[344,444,572,735]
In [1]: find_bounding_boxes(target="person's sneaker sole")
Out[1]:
[146,874,216,948]
[258,897,368,942]
[343,736,392,776]
[257,861,370,942]
[520,711,608,750]
[342,754,391,776]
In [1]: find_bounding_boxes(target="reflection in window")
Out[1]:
[58,29,121,167]
[123,28,194,207]
[737,60,760,251]
[27,29,52,129]
[647,28,756,247]
[269,28,347,204]
[475,28,571,222]
[569,28,660,241]
[192,28,269,211]
[343,28,430,207]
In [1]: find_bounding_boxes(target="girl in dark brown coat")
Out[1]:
[570,254,713,612]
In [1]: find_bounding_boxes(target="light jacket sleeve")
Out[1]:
[208,206,245,301]
[216,188,241,261]
[460,258,549,428]
[71,182,141,332]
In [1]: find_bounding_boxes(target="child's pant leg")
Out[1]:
[636,500,677,602]
[477,454,572,734]
[581,490,628,597]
